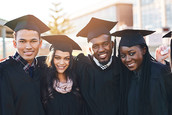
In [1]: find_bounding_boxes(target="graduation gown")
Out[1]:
[0,57,45,115]
[39,56,87,115]
[74,53,120,115]
[127,61,170,115]
[44,89,85,115]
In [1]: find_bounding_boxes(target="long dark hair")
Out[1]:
[41,49,81,105]
[118,43,157,115]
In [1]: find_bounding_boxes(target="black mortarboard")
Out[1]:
[76,17,117,42]
[163,31,171,38]
[111,29,155,47]
[41,35,81,53]
[4,14,50,34]
[162,31,172,65]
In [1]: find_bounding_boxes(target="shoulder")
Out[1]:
[74,53,91,65]
[0,57,16,70]
[150,61,170,77]
[151,61,169,71]
[36,56,47,68]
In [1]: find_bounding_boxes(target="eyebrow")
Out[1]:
[54,55,70,57]
[18,38,38,40]
[128,49,135,52]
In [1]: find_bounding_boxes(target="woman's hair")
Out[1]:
[41,48,81,105]
[118,43,157,115]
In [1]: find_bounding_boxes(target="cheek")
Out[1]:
[120,58,125,64]
[32,42,41,48]
[91,48,97,54]
[135,53,144,64]
[53,59,58,65]
[66,60,70,67]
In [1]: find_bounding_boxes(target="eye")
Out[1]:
[64,57,70,61]
[103,42,109,47]
[19,40,25,43]
[92,44,99,49]
[31,40,38,42]
[54,56,61,60]
[129,52,135,56]
[120,54,126,58]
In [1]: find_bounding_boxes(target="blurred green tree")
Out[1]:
[48,3,73,34]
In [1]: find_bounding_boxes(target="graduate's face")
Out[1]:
[53,50,70,74]
[89,34,113,65]
[13,29,42,64]
[119,45,146,71]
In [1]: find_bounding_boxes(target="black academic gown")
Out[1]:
[127,61,170,115]
[39,56,88,115]
[44,89,85,115]
[0,57,45,115]
[74,54,120,115]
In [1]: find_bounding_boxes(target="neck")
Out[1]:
[27,60,34,65]
[57,73,67,83]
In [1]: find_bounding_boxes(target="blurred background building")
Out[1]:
[0,0,172,59]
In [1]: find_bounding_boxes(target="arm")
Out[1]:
[0,69,16,115]
[164,73,172,115]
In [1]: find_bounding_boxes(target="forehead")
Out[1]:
[54,50,70,57]
[120,45,140,51]
[89,34,110,44]
[15,29,39,39]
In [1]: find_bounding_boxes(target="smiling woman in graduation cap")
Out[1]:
[40,35,87,115]
[111,29,171,115]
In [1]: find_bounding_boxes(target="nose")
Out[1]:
[126,55,131,62]
[59,59,65,65]
[98,45,105,52]
[25,42,32,49]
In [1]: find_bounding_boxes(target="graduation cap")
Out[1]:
[163,31,171,38]
[111,29,155,47]
[41,35,82,53]
[162,31,172,64]
[76,17,117,42]
[4,14,50,34]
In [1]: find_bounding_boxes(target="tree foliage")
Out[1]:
[48,3,73,34]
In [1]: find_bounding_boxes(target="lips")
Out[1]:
[24,51,34,56]
[98,53,107,59]
[57,66,66,70]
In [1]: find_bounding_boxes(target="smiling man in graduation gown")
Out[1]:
[75,17,120,115]
[0,15,50,115]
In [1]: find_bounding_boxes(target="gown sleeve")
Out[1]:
[164,72,172,115]
[0,69,16,115]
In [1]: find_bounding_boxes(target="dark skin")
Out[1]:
[89,34,114,65]
[119,45,146,72]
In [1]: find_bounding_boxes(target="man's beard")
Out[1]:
[99,58,110,65]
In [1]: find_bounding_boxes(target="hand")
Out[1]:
[155,45,170,64]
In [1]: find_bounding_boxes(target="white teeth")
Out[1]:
[99,54,107,58]
[58,66,65,69]
[127,63,134,67]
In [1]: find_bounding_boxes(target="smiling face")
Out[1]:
[89,34,113,65]
[53,50,70,74]
[13,29,42,64]
[119,45,146,71]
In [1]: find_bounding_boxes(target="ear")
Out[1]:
[111,41,114,48]
[13,39,17,48]
[39,39,42,48]
[89,47,93,55]
[142,47,147,55]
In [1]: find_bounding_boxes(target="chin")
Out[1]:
[99,60,109,65]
